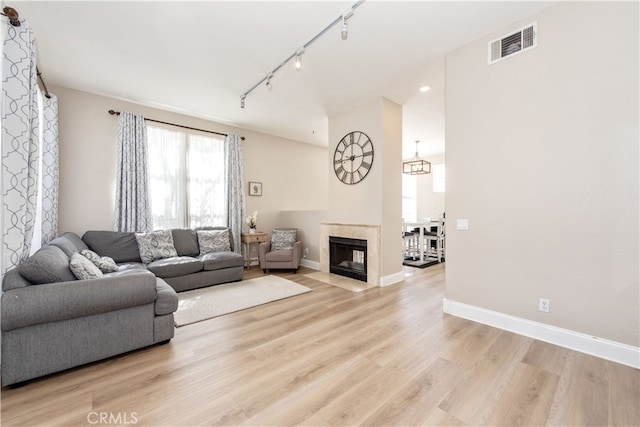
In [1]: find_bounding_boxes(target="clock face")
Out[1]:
[333,131,374,185]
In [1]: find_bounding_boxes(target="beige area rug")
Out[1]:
[174,275,312,327]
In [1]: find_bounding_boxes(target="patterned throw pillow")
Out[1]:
[135,230,178,264]
[69,253,104,280]
[80,249,119,273]
[271,229,297,250]
[197,229,231,255]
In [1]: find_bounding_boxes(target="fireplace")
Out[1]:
[329,236,367,282]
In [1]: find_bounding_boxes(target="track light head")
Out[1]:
[240,96,246,109]
[265,74,273,90]
[340,8,353,40]
[341,19,348,40]
[295,48,305,71]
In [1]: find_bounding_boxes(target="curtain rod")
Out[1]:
[2,6,52,99]
[108,110,245,140]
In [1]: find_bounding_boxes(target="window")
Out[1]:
[147,125,226,229]
[402,173,417,222]
[433,164,445,193]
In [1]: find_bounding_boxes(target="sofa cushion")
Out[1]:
[103,266,148,278]
[18,245,76,285]
[155,278,179,315]
[49,232,89,258]
[69,253,104,280]
[200,251,245,270]
[147,256,203,278]
[1,268,31,291]
[271,229,297,250]
[172,229,200,257]
[80,249,118,273]
[135,230,178,264]
[265,249,294,262]
[197,229,231,254]
[82,231,142,263]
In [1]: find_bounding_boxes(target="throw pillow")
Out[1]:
[135,230,178,264]
[80,249,118,273]
[69,253,104,280]
[271,229,297,250]
[18,245,77,284]
[197,229,231,255]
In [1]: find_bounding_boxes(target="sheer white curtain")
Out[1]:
[147,126,186,229]
[148,125,226,230]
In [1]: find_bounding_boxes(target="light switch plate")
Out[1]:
[456,219,469,230]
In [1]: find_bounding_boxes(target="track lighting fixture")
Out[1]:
[341,8,354,40]
[295,48,304,71]
[239,0,364,109]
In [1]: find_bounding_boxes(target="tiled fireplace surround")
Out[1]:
[319,222,381,287]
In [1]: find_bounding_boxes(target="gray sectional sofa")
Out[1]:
[0,227,244,387]
[81,227,245,292]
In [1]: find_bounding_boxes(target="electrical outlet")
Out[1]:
[539,298,550,312]
[303,247,309,259]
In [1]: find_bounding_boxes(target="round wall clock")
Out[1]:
[333,131,374,185]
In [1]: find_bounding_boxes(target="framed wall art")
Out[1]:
[248,181,262,196]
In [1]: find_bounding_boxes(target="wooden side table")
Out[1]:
[241,232,267,269]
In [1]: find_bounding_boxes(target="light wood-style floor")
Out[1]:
[1,264,638,426]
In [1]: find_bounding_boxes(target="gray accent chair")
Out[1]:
[258,228,302,273]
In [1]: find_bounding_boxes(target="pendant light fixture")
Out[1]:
[403,140,431,175]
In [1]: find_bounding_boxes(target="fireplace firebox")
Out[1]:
[329,236,367,282]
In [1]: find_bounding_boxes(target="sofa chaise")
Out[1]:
[1,227,244,387]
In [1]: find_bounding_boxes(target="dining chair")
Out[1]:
[423,218,445,262]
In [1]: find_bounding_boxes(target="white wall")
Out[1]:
[52,85,328,262]
[415,153,446,221]
[445,2,639,348]
[328,97,403,281]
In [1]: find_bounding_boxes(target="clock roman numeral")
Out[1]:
[361,161,371,169]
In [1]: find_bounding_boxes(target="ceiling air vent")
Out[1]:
[488,22,537,65]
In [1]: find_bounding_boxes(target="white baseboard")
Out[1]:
[443,298,640,369]
[300,259,319,270]
[380,271,404,287]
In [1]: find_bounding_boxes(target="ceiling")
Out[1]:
[15,1,554,159]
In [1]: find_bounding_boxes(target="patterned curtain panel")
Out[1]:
[114,112,152,233]
[224,134,245,254]
[1,20,40,274]
[40,94,59,244]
